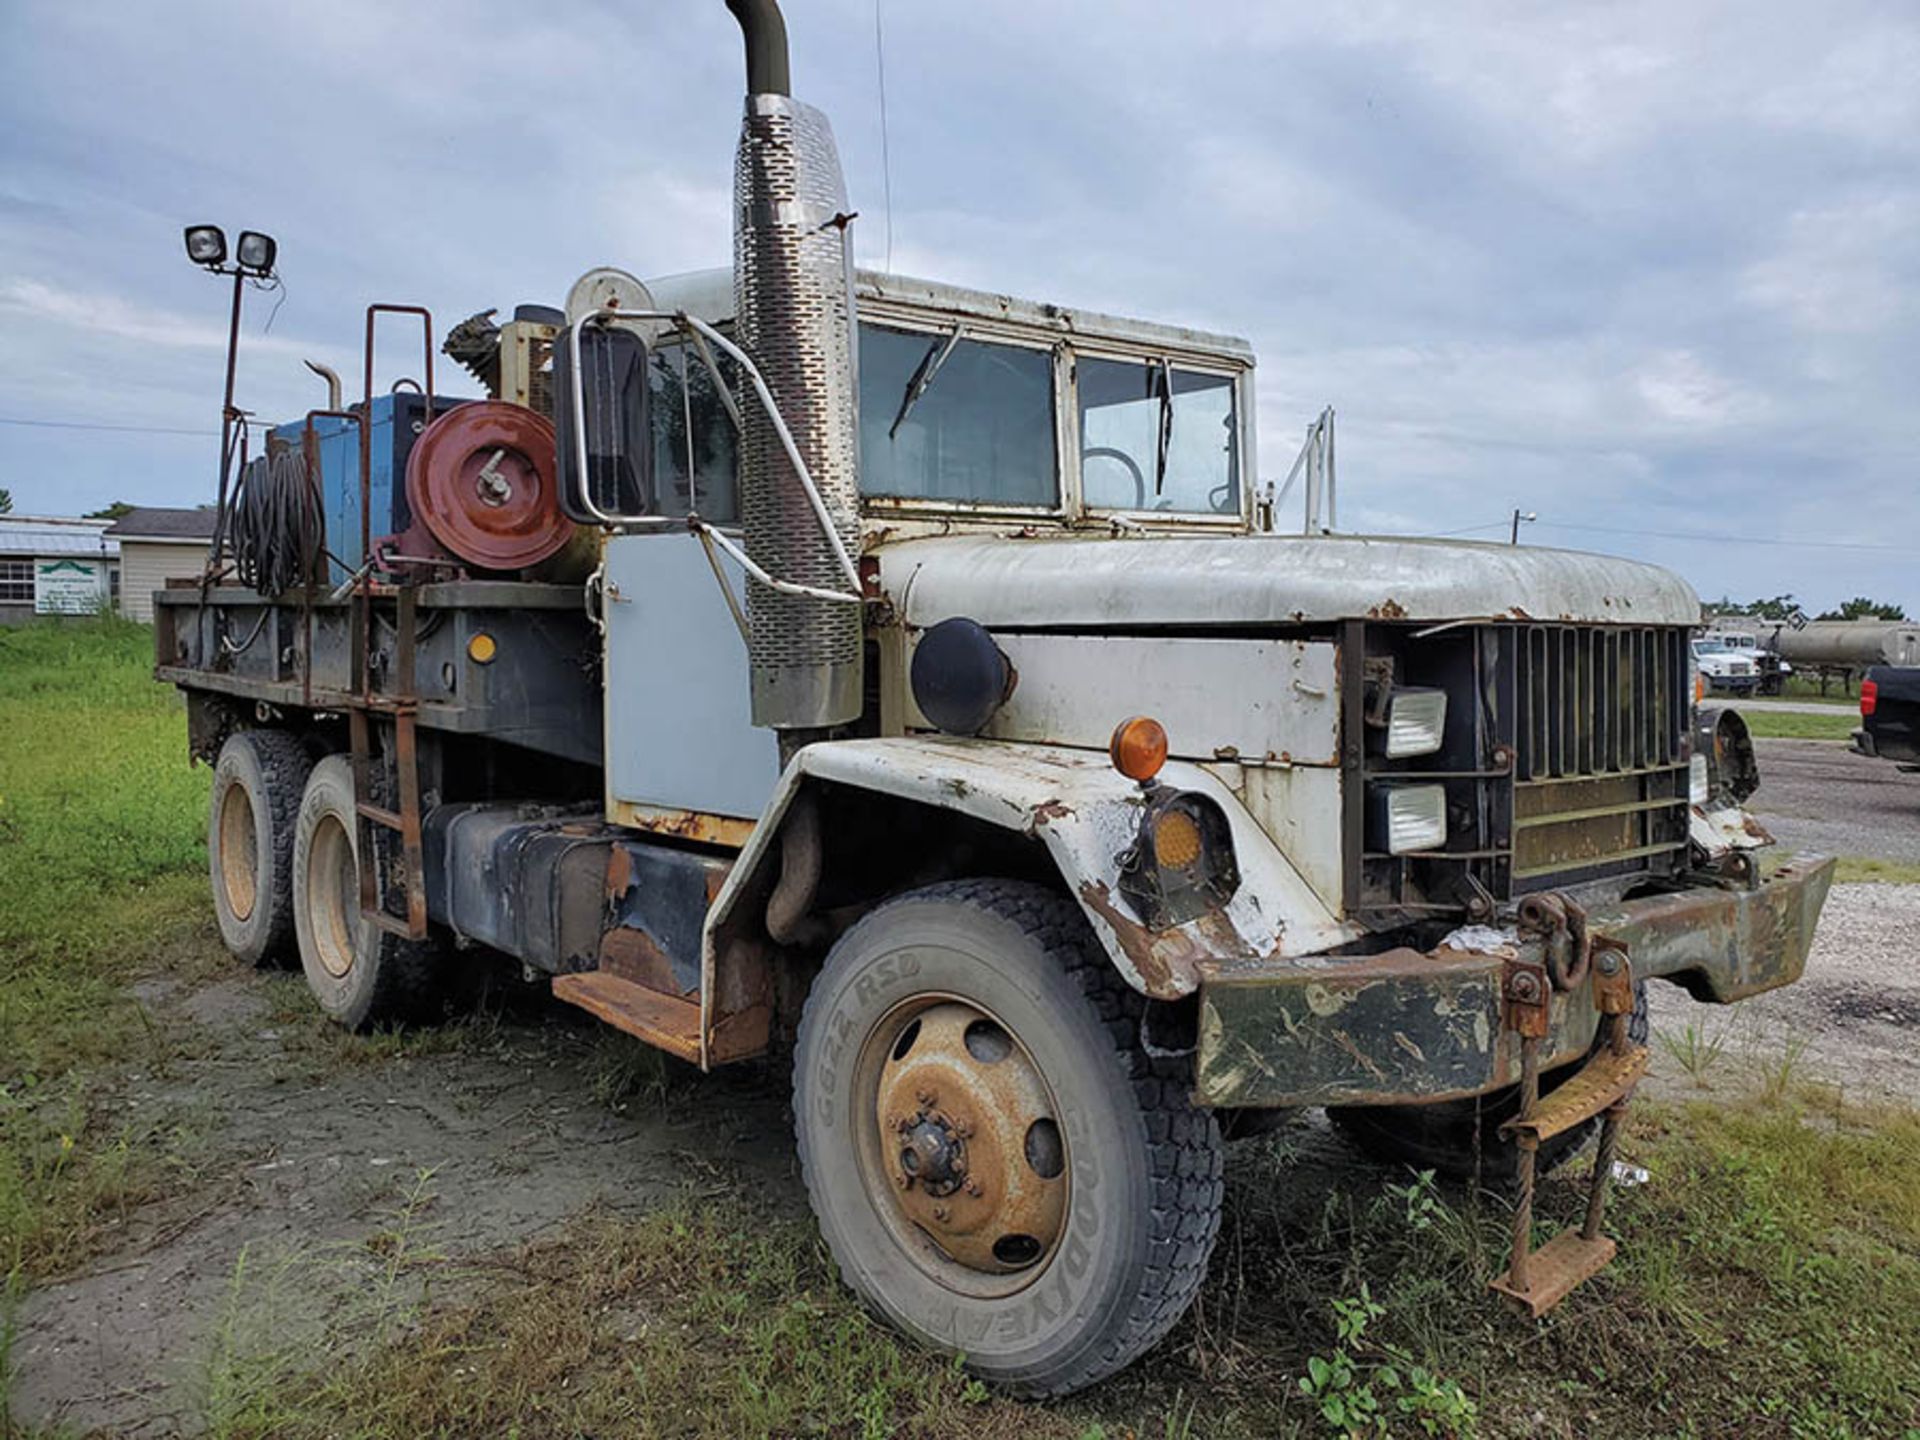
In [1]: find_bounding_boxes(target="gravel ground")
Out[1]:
[1646,882,1920,1102]
[1745,737,1920,863]
[1640,740,1920,1102]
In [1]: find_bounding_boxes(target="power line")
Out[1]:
[1535,518,1907,554]
[0,416,217,437]
[1380,516,1906,554]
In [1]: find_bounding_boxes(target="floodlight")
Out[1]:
[184,224,227,267]
[235,230,278,275]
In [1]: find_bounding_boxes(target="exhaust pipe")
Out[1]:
[724,0,790,96]
[725,0,863,731]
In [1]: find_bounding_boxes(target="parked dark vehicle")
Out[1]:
[1854,666,1920,770]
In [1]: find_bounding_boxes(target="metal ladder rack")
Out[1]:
[348,304,437,940]
[347,581,429,938]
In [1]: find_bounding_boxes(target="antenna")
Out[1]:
[874,0,895,271]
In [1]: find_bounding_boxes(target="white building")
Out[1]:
[103,508,217,622]
[0,516,118,624]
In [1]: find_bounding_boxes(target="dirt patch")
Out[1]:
[8,971,791,1438]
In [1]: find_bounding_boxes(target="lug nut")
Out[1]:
[951,1119,974,1139]
[897,1173,913,1189]
[964,1177,983,1197]
[931,1205,949,1222]
[915,1088,936,1107]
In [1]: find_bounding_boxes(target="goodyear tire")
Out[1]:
[290,755,440,1029]
[208,729,312,967]
[793,879,1223,1397]
[1328,981,1650,1183]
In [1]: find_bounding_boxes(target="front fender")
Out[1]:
[702,736,1356,1007]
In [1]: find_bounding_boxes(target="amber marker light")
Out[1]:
[1110,715,1169,783]
[468,632,499,665]
[1152,807,1203,868]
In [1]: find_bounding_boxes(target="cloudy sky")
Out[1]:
[2,0,1914,612]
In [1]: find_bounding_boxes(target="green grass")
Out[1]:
[1778,675,1862,706]
[176,1085,1920,1439]
[1736,708,1859,741]
[1833,856,1920,885]
[0,617,221,1278]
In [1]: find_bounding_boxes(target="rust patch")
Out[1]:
[609,800,755,850]
[1077,879,1244,997]
[600,924,682,995]
[1368,598,1409,620]
[606,844,634,895]
[1030,798,1075,828]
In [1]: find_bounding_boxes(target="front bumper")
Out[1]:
[1193,853,1834,1109]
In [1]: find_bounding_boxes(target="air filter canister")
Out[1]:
[734,92,863,730]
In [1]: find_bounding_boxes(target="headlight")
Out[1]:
[1689,753,1710,806]
[1372,783,1447,854]
[1384,686,1447,758]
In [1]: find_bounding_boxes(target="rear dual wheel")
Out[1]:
[794,879,1223,1397]
[208,730,313,967]
[290,755,442,1029]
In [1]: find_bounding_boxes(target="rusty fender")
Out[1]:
[1194,852,1835,1109]
[700,736,1357,1008]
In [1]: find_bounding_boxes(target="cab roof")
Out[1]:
[643,267,1254,366]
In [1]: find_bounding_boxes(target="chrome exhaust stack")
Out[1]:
[725,0,863,730]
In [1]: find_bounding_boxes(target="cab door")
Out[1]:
[602,530,779,826]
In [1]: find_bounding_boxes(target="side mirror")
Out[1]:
[553,323,654,524]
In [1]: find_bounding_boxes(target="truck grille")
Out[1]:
[1512,624,1691,887]
[1353,620,1693,918]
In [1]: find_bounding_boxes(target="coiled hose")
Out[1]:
[227,448,324,596]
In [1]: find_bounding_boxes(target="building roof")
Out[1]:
[103,506,219,542]
[0,516,118,558]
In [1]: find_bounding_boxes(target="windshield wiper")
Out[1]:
[888,323,965,439]
[1153,357,1173,495]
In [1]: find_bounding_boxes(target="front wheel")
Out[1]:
[793,879,1223,1398]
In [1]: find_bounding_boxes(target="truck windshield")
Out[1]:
[858,323,1057,507]
[1079,357,1238,515]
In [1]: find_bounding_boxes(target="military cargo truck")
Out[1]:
[159,0,1832,1394]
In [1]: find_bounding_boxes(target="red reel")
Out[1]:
[405,402,573,571]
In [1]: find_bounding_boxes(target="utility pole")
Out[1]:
[1511,509,1536,545]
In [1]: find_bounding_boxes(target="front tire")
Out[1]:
[208,729,312,967]
[793,879,1223,1397]
[290,755,441,1029]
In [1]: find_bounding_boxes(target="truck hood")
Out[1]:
[874,533,1702,630]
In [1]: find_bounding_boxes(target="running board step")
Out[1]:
[1501,1044,1650,1144]
[552,972,702,1064]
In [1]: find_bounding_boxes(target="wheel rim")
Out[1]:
[306,812,358,979]
[853,993,1069,1298]
[217,783,259,922]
